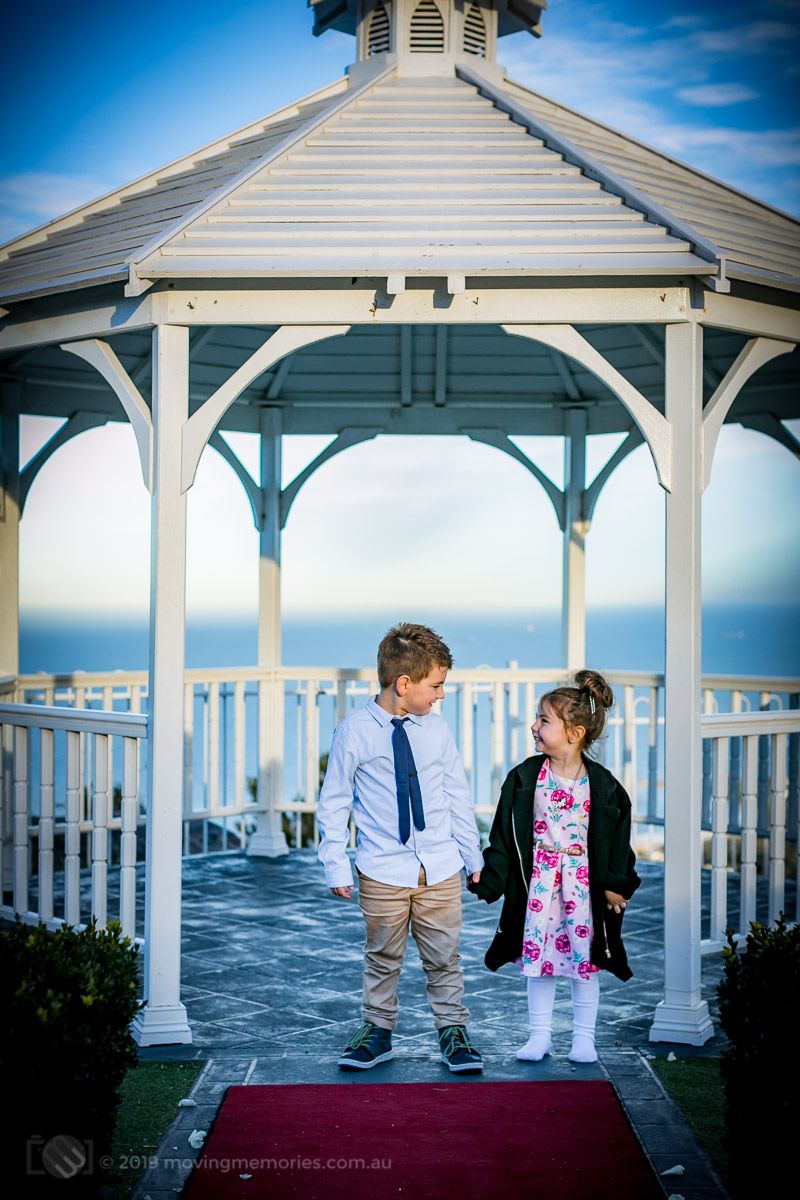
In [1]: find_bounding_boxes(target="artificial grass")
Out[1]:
[651,1057,730,1189]
[106,1060,205,1197]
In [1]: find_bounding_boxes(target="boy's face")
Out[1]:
[397,664,448,716]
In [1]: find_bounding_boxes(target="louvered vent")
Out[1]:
[410,1,445,53]
[463,4,487,57]
[367,3,390,55]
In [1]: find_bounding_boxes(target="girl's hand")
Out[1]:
[331,885,354,899]
[604,889,628,913]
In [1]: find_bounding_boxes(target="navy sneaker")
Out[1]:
[338,1022,394,1070]
[438,1025,483,1073]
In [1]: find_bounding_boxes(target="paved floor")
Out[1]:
[125,848,771,1200]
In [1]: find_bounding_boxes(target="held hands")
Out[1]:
[469,870,481,885]
[331,885,354,899]
[604,889,628,914]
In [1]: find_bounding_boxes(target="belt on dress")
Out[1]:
[534,840,586,857]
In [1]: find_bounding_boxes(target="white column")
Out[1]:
[248,407,289,857]
[650,322,714,1045]
[132,325,192,1046]
[0,393,20,680]
[562,407,588,672]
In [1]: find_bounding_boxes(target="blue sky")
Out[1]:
[5,1,800,619]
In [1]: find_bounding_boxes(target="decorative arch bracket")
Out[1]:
[280,427,383,529]
[502,324,673,491]
[701,336,796,491]
[60,339,153,491]
[208,424,383,532]
[180,324,350,494]
[19,411,110,514]
[461,427,566,529]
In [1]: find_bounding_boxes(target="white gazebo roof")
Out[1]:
[3,61,799,304]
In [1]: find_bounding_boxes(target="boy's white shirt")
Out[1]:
[317,697,484,889]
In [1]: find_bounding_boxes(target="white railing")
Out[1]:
[0,702,147,940]
[14,664,799,844]
[701,708,800,954]
[5,665,798,943]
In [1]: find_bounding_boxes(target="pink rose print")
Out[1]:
[555,933,571,954]
[529,944,541,961]
[538,765,547,782]
[534,820,548,835]
[561,796,575,810]
[583,799,591,813]
[576,864,590,886]
[553,870,562,887]
[522,939,537,960]
[564,900,576,915]
[551,788,569,806]
[578,961,592,980]
[568,844,583,857]
[531,865,541,880]
[541,961,554,976]
[575,924,590,939]
[528,897,543,913]
[543,852,559,870]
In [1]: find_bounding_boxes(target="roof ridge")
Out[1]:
[0,75,350,265]
[129,64,397,295]
[498,72,800,232]
[457,65,728,287]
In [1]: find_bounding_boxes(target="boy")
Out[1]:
[317,623,484,1073]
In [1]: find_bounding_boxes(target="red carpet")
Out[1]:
[183,1081,663,1200]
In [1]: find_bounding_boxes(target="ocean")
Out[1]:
[19,604,800,678]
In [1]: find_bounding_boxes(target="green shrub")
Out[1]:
[0,918,143,1195]
[717,913,799,1194]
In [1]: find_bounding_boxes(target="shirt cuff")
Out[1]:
[324,863,355,889]
[463,851,484,876]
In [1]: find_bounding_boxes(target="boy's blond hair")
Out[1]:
[377,623,454,688]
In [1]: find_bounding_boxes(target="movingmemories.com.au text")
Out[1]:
[188,1156,393,1173]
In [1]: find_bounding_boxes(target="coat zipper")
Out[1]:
[601,914,612,960]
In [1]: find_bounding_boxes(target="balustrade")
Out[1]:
[2,667,798,950]
[0,703,146,939]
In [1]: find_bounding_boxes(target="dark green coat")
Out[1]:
[469,754,641,981]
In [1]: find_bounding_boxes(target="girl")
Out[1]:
[469,669,640,1063]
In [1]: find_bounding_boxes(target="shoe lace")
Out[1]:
[347,1023,377,1050]
[441,1026,472,1056]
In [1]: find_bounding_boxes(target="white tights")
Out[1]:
[516,974,600,1063]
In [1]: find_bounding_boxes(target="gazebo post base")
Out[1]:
[132,1003,192,1047]
[247,817,290,858]
[648,999,715,1046]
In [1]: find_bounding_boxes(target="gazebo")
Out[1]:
[1,0,798,1048]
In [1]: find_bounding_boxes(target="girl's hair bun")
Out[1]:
[574,669,614,711]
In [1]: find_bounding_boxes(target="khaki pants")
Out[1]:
[357,867,469,1032]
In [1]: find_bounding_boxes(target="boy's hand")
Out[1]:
[469,871,481,885]
[604,889,628,913]
[331,885,354,899]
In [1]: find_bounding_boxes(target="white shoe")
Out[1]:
[568,1035,598,1063]
[516,1033,551,1061]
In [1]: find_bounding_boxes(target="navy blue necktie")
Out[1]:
[391,717,426,844]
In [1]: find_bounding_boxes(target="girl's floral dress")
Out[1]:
[521,758,598,980]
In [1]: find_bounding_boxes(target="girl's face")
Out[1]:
[531,701,574,758]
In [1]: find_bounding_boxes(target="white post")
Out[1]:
[0,395,20,680]
[650,322,714,1045]
[562,408,588,672]
[132,324,192,1046]
[248,407,289,857]
[0,396,19,888]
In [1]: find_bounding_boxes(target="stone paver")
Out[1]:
[130,850,787,1199]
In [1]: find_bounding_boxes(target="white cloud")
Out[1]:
[0,172,111,247]
[677,83,759,107]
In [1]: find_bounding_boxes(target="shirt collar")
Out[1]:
[367,697,423,727]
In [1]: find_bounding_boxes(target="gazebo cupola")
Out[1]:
[311,0,546,80]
